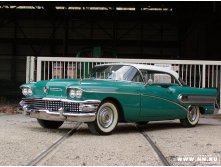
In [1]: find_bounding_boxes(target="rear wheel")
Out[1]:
[180,106,200,127]
[87,101,119,135]
[37,119,64,129]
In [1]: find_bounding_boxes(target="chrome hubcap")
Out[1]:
[188,107,197,122]
[98,107,114,128]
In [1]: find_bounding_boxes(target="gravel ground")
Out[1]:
[143,118,221,166]
[40,123,162,166]
[0,113,221,166]
[0,114,77,165]
[0,114,162,166]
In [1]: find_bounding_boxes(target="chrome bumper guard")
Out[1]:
[20,98,100,122]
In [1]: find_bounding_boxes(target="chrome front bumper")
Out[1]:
[20,98,100,122]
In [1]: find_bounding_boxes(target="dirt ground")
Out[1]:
[0,103,21,114]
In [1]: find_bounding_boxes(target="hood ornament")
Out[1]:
[43,86,48,94]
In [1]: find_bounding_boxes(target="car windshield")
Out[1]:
[178,78,187,86]
[89,65,143,82]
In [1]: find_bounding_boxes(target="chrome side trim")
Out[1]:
[78,90,140,96]
[141,94,189,112]
[178,94,216,104]
[67,87,85,91]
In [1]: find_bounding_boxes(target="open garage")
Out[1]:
[0,2,221,88]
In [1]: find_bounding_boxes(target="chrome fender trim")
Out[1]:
[178,94,216,104]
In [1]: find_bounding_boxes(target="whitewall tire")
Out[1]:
[180,106,200,127]
[87,101,119,135]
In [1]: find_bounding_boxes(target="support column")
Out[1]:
[140,21,144,58]
[11,20,17,82]
[50,19,56,57]
[63,18,69,57]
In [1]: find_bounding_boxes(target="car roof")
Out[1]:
[95,63,179,79]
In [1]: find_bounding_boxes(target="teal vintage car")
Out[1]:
[20,64,218,135]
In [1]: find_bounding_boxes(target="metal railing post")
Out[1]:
[202,64,206,88]
[26,56,30,83]
[36,57,42,81]
[30,56,35,82]
[219,66,221,114]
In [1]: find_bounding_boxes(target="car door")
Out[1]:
[140,70,186,119]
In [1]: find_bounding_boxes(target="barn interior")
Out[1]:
[0,1,221,99]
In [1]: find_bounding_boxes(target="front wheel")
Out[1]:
[37,119,64,129]
[87,101,119,135]
[180,106,200,127]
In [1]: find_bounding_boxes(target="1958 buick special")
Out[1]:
[20,64,218,135]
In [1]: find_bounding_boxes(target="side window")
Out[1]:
[131,71,143,83]
[141,70,179,85]
[154,73,172,83]
[123,67,143,83]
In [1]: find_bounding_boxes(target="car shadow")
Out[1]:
[135,121,220,132]
[26,120,220,136]
[28,126,73,134]
[137,122,182,132]
[73,122,187,136]
[115,121,220,134]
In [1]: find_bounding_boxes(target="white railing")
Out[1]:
[26,56,35,83]
[26,56,221,110]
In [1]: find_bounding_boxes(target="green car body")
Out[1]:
[20,64,218,135]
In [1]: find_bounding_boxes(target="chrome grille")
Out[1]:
[23,98,79,112]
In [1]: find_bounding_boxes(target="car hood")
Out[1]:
[30,79,117,98]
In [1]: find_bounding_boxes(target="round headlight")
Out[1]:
[69,88,83,98]
[27,88,33,95]
[22,88,28,96]
[22,87,32,96]
[76,89,83,98]
[69,89,76,98]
